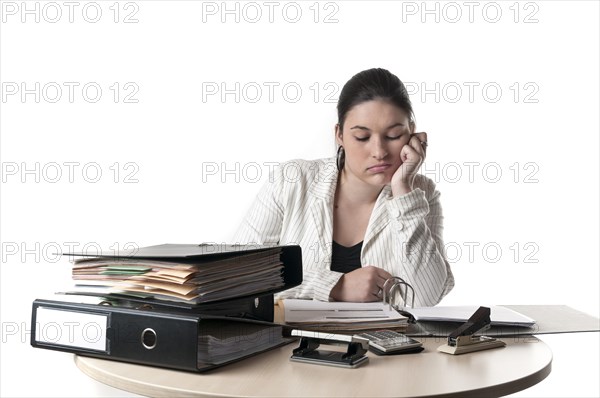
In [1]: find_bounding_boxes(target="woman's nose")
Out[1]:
[370,137,388,159]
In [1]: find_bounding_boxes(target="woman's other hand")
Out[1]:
[330,265,394,302]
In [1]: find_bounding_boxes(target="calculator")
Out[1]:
[356,330,424,355]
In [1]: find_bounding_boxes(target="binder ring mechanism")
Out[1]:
[382,277,416,322]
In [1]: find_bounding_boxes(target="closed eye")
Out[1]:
[354,136,402,142]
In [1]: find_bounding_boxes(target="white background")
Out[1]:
[1,1,598,397]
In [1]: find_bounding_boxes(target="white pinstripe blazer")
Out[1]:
[232,157,454,306]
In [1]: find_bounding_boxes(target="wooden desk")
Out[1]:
[75,333,552,397]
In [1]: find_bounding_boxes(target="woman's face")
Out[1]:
[336,99,413,187]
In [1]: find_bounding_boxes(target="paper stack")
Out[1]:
[281,299,408,333]
[71,247,285,304]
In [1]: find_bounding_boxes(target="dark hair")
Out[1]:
[336,68,415,131]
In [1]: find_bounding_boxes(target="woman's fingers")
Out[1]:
[401,144,422,172]
[363,266,392,300]
[409,132,427,157]
[372,268,394,298]
[413,131,428,143]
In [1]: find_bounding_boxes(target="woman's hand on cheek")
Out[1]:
[391,132,427,196]
[330,266,393,302]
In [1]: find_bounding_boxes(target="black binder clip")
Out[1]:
[437,306,506,355]
[290,330,369,368]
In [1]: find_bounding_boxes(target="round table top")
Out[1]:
[75,335,552,398]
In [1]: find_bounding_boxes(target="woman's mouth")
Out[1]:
[367,163,391,173]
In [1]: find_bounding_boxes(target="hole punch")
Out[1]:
[290,330,369,368]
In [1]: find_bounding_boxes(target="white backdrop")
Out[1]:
[1,1,598,397]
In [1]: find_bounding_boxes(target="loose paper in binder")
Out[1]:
[65,243,303,304]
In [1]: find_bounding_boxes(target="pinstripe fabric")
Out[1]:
[231,157,454,307]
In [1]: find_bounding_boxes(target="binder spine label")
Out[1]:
[34,307,108,352]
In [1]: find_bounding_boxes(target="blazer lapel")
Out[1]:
[308,158,338,261]
[363,185,392,250]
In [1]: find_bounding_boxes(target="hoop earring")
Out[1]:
[336,146,345,172]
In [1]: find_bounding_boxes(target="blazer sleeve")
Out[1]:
[385,175,455,307]
[231,161,345,302]
[231,168,285,247]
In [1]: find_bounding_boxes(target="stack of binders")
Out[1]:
[31,243,303,372]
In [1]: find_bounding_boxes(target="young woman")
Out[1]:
[233,68,454,306]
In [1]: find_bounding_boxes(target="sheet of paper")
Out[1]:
[283,299,407,324]
[408,305,536,327]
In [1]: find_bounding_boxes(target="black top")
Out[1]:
[330,240,363,273]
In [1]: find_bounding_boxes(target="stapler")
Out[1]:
[437,306,506,355]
